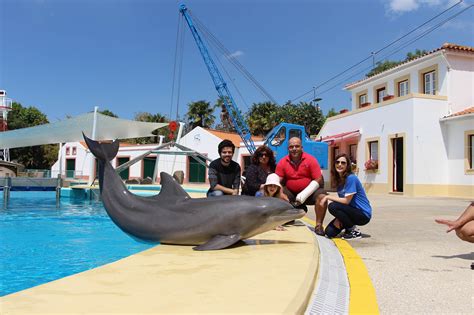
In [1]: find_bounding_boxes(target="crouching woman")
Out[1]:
[320,153,372,240]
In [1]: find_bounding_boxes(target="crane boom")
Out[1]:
[179,4,256,154]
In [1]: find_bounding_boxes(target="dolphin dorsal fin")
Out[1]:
[159,172,191,199]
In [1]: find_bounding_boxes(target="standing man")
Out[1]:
[275,137,327,235]
[207,139,241,197]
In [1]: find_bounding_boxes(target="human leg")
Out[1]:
[455,220,474,243]
[303,188,327,235]
[327,201,370,229]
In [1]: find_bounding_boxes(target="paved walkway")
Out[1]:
[306,193,473,314]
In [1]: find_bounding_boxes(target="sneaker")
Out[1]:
[342,229,362,240]
[314,225,325,236]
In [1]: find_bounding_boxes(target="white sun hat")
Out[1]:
[264,173,282,188]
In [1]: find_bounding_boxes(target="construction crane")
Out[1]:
[179,4,257,154]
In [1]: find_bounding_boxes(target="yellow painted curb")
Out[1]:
[302,216,379,315]
[334,239,379,314]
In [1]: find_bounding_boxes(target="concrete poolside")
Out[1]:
[0,224,319,314]
[2,189,471,314]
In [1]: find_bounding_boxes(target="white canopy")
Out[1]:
[0,112,168,149]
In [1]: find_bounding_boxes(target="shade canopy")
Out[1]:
[0,112,168,149]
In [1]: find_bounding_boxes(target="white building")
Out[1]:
[51,127,262,184]
[318,43,474,198]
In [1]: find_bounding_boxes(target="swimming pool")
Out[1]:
[0,191,155,297]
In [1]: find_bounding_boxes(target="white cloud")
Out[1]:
[226,50,244,59]
[386,0,459,13]
[389,0,419,12]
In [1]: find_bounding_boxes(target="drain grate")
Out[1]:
[305,232,349,315]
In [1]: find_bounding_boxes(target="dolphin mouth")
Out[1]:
[273,208,306,220]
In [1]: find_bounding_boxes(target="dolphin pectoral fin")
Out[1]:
[193,234,241,251]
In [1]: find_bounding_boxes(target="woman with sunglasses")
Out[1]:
[243,145,283,198]
[319,153,372,240]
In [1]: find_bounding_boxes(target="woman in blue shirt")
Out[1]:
[319,153,372,240]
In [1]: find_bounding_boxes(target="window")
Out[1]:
[65,147,70,155]
[468,133,474,170]
[398,80,409,96]
[359,94,367,106]
[369,141,379,161]
[270,127,286,147]
[289,129,302,140]
[349,144,357,164]
[376,87,386,103]
[423,71,436,95]
[72,147,77,155]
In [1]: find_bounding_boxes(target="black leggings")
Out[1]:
[328,201,370,230]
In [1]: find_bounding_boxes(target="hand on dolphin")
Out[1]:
[83,133,305,250]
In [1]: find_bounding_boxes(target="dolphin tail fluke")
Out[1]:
[82,132,119,162]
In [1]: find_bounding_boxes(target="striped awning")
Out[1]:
[320,130,360,144]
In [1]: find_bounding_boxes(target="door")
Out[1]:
[66,158,75,178]
[143,157,156,179]
[188,156,206,183]
[117,157,130,180]
[392,138,404,192]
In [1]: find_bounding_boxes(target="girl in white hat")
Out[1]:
[263,173,288,231]
[263,173,283,198]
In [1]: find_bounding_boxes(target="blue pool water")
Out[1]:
[0,191,155,297]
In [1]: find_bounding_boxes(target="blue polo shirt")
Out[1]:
[337,174,372,218]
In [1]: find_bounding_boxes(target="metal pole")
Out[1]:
[56,174,62,208]
[3,175,11,209]
[88,106,99,186]
[171,122,185,174]
[152,135,165,184]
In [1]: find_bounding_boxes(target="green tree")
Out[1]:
[132,112,169,144]
[366,60,401,77]
[185,100,215,130]
[214,96,234,132]
[246,102,281,136]
[281,102,326,136]
[406,49,427,61]
[367,49,429,77]
[98,109,118,117]
[326,107,338,118]
[7,102,58,169]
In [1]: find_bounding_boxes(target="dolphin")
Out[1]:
[83,134,305,250]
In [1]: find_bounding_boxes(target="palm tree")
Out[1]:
[132,112,168,144]
[246,102,281,136]
[186,100,215,129]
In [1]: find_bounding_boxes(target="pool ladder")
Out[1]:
[2,175,62,209]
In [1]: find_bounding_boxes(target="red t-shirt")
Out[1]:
[275,152,322,194]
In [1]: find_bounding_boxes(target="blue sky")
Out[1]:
[1,0,473,123]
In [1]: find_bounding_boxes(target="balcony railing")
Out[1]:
[0,97,12,110]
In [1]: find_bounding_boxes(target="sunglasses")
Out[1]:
[258,153,268,157]
[335,160,347,165]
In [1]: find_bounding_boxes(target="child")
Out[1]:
[263,173,284,198]
[263,173,287,231]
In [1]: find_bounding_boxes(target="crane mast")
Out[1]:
[179,4,256,154]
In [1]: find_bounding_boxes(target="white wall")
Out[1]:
[412,99,450,184]
[447,53,474,113]
[443,116,474,186]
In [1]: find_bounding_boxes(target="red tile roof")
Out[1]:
[205,128,263,148]
[443,106,474,118]
[345,43,474,89]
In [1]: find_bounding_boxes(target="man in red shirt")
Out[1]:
[275,137,327,236]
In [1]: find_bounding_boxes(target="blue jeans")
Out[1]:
[207,190,225,197]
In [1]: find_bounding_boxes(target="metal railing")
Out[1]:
[0,97,12,110]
